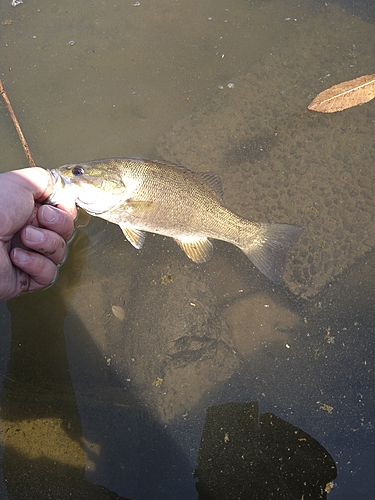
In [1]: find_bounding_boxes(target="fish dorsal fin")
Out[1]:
[120,225,146,249]
[152,159,224,198]
[132,158,224,198]
[196,172,224,198]
[174,237,213,264]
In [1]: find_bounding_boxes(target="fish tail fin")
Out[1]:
[240,223,303,284]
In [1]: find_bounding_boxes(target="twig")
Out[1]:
[0,79,36,167]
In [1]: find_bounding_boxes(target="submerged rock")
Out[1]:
[157,4,375,299]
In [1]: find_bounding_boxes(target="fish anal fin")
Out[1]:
[174,237,213,264]
[197,172,224,199]
[120,225,146,249]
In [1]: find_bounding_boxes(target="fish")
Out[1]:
[47,157,303,284]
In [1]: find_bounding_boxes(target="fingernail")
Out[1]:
[40,204,57,223]
[13,248,30,263]
[25,226,44,243]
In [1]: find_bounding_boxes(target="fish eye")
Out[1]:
[72,166,84,176]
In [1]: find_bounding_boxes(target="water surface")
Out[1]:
[0,1,374,499]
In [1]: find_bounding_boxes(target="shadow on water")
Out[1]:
[1,265,340,500]
[2,232,195,499]
[0,224,232,499]
[1,223,373,499]
[195,402,337,500]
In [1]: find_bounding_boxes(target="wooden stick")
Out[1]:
[0,79,36,167]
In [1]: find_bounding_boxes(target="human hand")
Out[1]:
[0,167,77,301]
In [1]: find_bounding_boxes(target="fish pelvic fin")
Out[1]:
[120,225,146,249]
[174,237,213,264]
[240,223,304,284]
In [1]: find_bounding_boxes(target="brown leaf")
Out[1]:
[308,74,375,113]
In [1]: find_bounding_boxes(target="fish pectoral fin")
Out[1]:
[174,238,213,264]
[125,200,156,214]
[74,208,91,228]
[120,225,146,249]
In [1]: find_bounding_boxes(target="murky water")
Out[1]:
[0,1,374,499]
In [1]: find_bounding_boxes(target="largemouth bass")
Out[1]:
[48,158,303,283]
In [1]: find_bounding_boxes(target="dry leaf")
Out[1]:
[308,74,375,113]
